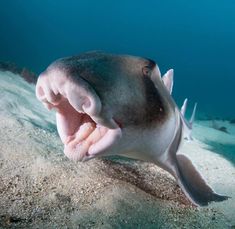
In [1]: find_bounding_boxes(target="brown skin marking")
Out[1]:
[47,51,168,128]
[142,76,167,125]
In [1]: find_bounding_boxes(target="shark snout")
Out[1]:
[36,70,101,116]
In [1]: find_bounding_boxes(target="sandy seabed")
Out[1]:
[0,71,234,228]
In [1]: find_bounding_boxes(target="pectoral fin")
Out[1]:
[162,69,174,94]
[176,154,229,206]
[163,111,229,206]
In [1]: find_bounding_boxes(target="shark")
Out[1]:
[36,51,228,206]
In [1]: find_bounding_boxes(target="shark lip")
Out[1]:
[35,73,122,162]
[48,96,122,161]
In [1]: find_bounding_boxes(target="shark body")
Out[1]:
[36,51,228,206]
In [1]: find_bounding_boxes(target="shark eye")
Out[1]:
[142,66,151,76]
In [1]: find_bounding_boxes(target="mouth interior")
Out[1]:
[45,95,120,161]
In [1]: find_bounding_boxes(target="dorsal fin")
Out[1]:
[180,99,197,140]
[189,103,197,127]
[181,98,188,117]
[162,69,174,94]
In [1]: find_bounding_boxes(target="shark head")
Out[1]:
[36,51,172,161]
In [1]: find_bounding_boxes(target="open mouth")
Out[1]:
[55,97,122,161]
[36,77,122,161]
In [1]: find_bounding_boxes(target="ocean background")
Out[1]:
[0,1,235,227]
[0,0,235,119]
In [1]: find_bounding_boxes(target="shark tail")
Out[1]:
[164,110,229,206]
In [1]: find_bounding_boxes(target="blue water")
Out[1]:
[0,0,235,118]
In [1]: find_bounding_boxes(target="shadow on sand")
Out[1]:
[203,140,235,166]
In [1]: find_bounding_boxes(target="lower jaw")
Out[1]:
[81,153,97,162]
[64,127,122,162]
[64,145,104,162]
[64,141,92,161]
